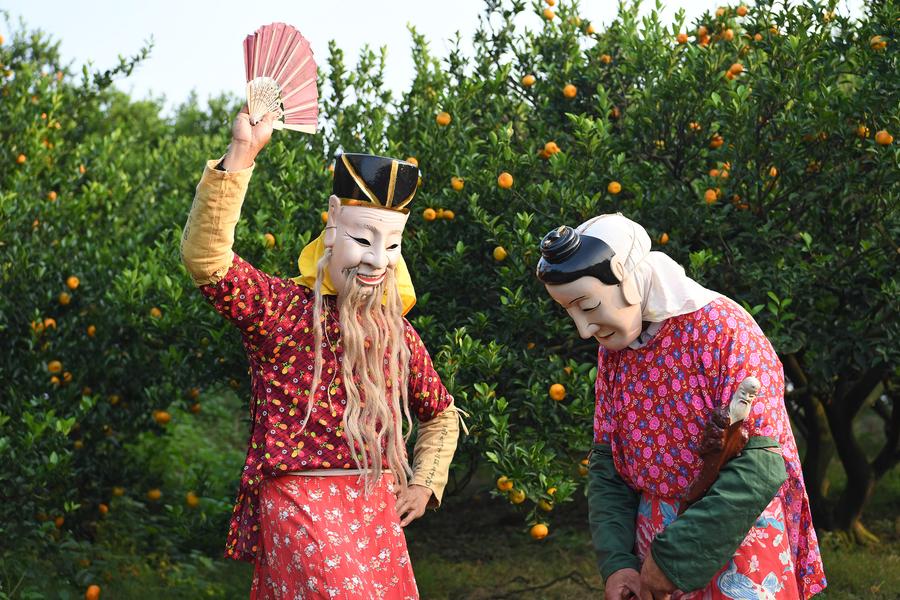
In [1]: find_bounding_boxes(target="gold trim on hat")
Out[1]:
[386,160,399,207]
[340,154,380,206]
[338,197,410,215]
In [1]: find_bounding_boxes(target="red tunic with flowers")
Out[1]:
[594,296,826,598]
[198,254,452,563]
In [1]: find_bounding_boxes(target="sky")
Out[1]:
[3,0,865,114]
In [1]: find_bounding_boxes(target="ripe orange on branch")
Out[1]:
[530,523,549,540]
[493,246,508,262]
[607,181,622,195]
[450,176,464,191]
[521,74,536,87]
[549,383,566,401]
[435,111,452,126]
[562,84,577,98]
[875,130,893,145]
[497,476,514,492]
[497,172,514,189]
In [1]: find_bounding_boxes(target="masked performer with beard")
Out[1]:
[536,214,825,600]
[180,110,460,599]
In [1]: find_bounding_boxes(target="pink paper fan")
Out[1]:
[243,23,318,134]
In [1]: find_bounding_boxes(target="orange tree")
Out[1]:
[1,0,898,592]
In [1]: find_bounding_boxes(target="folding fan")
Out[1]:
[244,22,319,133]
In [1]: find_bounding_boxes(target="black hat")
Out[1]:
[332,153,419,214]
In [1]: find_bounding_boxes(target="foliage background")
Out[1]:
[1,0,898,597]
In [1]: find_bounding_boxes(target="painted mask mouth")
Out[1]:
[356,272,386,286]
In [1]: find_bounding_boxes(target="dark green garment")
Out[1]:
[588,436,787,591]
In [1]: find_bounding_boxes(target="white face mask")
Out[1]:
[545,276,644,351]
[323,197,410,296]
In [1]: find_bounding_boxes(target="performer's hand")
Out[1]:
[605,567,642,599]
[222,106,276,171]
[639,552,676,600]
[394,484,432,527]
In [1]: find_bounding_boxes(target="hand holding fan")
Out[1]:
[244,23,318,134]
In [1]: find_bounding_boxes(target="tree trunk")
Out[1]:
[800,394,835,528]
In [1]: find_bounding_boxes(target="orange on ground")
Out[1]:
[85,584,101,600]
[549,383,566,401]
[521,74,536,87]
[530,524,549,540]
[58,292,71,306]
[48,360,62,373]
[436,111,452,126]
[562,84,577,98]
[875,130,893,146]
[450,176,464,191]
[263,233,276,248]
[607,181,622,195]
[422,208,437,221]
[497,172,514,189]
[497,476,514,492]
[150,307,162,318]
[493,246,508,262]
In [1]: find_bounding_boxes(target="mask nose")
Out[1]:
[571,311,599,340]
[362,246,389,271]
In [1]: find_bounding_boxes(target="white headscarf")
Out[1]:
[577,213,720,323]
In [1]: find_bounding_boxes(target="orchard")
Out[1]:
[1,0,897,596]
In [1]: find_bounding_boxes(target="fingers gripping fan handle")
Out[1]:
[243,22,319,134]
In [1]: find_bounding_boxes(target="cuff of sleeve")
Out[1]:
[204,156,256,181]
[411,401,461,508]
[601,554,642,581]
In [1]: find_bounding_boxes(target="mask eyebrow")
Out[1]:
[363,223,403,236]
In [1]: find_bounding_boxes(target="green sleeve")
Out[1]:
[588,443,642,579]
[650,436,788,592]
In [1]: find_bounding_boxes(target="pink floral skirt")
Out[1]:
[250,473,419,600]
[636,493,800,599]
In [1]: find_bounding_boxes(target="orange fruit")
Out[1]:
[697,25,708,37]
[58,292,71,306]
[875,130,893,146]
[405,156,419,167]
[530,523,549,540]
[768,166,778,178]
[450,176,464,191]
[146,488,162,501]
[716,7,726,17]
[562,84,577,98]
[109,394,120,405]
[47,360,63,373]
[98,503,108,515]
[722,28,735,42]
[67,275,80,290]
[509,489,526,504]
[676,32,688,44]
[443,209,455,220]
[562,366,573,375]
[112,486,125,497]
[856,125,869,138]
[186,491,200,508]
[493,246,508,262]
[497,172,514,189]
[754,33,763,42]
[709,134,724,149]
[545,0,555,5]
[549,383,566,401]
[190,402,201,414]
[78,164,86,174]
[43,318,57,330]
[543,141,560,156]
[263,233,276,248]
[538,499,554,512]
[436,111,452,126]
[586,24,595,35]
[689,121,702,131]
[600,53,613,64]
[16,154,26,165]
[870,36,887,51]
[547,487,557,496]
[149,307,162,318]
[543,8,555,20]
[85,584,101,600]
[497,476,514,492]
[709,168,721,178]
[63,371,72,384]
[737,5,748,16]
[55,516,65,528]
[609,106,621,119]
[73,439,83,450]
[607,181,622,195]
[47,190,58,201]
[87,324,96,337]
[422,208,437,221]
[153,410,171,425]
[521,74,536,87]
[704,188,720,204]
[321,211,328,223]
[188,387,200,400]
[729,62,744,75]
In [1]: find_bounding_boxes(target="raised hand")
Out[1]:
[222,106,276,171]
